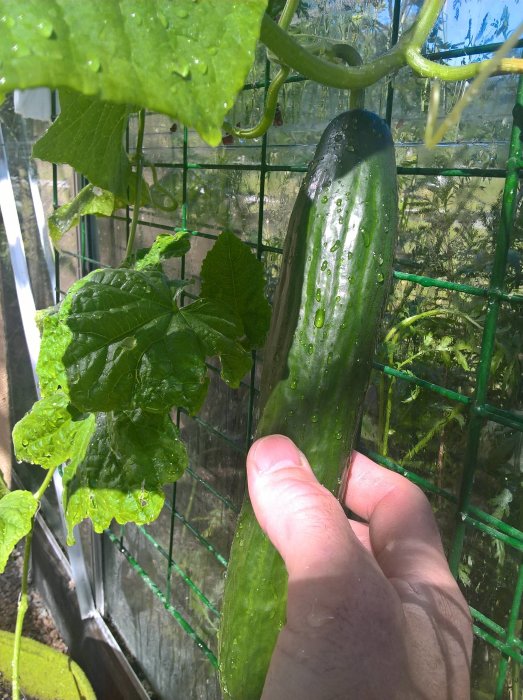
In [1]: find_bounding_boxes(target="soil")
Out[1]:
[0,544,67,699]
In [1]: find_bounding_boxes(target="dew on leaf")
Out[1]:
[86,57,101,73]
[330,240,341,253]
[157,12,169,28]
[377,272,385,283]
[36,19,54,38]
[176,8,189,18]
[320,260,328,271]
[0,15,15,28]
[311,414,319,423]
[314,308,325,329]
[321,195,328,204]
[315,288,321,302]
[307,343,314,355]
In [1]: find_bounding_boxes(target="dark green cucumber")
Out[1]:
[218,109,398,699]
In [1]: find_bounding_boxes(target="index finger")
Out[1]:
[344,451,450,582]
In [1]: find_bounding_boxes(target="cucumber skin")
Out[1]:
[218,110,398,699]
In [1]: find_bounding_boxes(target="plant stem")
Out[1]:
[11,527,33,700]
[260,13,408,89]
[408,0,445,50]
[11,464,58,699]
[261,9,523,91]
[125,108,146,259]
[406,50,523,81]
[225,66,290,139]
[278,0,299,30]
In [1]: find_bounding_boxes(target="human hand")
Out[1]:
[246,434,473,700]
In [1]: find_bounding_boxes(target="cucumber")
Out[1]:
[218,109,398,699]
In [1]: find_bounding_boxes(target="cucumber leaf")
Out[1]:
[35,307,72,398]
[133,232,191,271]
[63,409,187,544]
[33,91,134,201]
[61,267,253,412]
[134,327,209,414]
[0,491,38,573]
[0,0,268,146]
[180,299,253,387]
[12,392,95,470]
[48,184,120,246]
[200,231,271,347]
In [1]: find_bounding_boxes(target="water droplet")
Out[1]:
[315,288,321,302]
[326,268,332,276]
[336,198,342,207]
[21,439,29,447]
[327,352,333,363]
[314,308,325,329]
[335,295,341,303]
[0,15,15,28]
[335,431,342,440]
[330,240,341,253]
[208,46,218,56]
[307,343,314,355]
[338,217,344,224]
[290,378,298,390]
[193,58,208,74]
[347,250,353,260]
[377,272,384,283]
[168,62,190,78]
[311,414,319,423]
[320,260,328,271]
[157,12,169,28]
[176,8,189,18]
[321,195,328,204]
[37,19,54,38]
[378,254,384,265]
[86,57,101,73]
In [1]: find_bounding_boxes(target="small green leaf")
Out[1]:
[180,298,253,387]
[200,231,271,348]
[0,491,38,573]
[0,0,268,146]
[48,184,119,246]
[12,392,94,470]
[64,410,187,543]
[33,90,134,200]
[133,232,191,271]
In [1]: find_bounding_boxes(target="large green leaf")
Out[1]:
[62,267,176,411]
[33,91,134,200]
[0,491,38,573]
[63,410,187,543]
[0,0,268,146]
[0,630,97,700]
[200,231,271,347]
[134,326,209,414]
[12,392,95,470]
[61,267,251,412]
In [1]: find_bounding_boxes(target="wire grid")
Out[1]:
[50,13,523,700]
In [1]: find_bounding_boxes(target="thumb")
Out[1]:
[247,434,356,581]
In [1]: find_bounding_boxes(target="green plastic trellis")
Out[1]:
[50,9,523,698]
